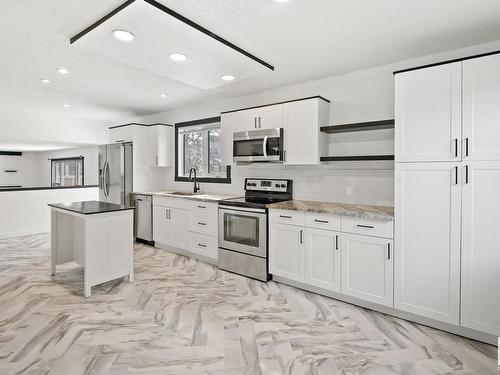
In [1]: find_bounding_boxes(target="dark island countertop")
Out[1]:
[48,200,135,215]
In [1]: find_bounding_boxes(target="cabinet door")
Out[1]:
[258,104,284,129]
[269,223,304,282]
[395,163,461,324]
[341,233,393,307]
[304,228,341,292]
[395,63,462,162]
[153,205,171,245]
[110,126,133,143]
[463,54,500,161]
[169,208,190,250]
[461,161,500,336]
[235,108,259,132]
[283,99,320,165]
[149,126,172,167]
[220,113,235,165]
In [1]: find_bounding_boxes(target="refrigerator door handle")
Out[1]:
[104,161,110,197]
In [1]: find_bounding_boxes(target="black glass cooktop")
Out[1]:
[219,196,291,209]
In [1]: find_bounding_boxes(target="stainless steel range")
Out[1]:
[218,178,293,281]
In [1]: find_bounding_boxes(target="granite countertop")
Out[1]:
[48,200,135,215]
[267,200,394,221]
[134,191,242,203]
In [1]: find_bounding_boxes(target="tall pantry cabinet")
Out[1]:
[395,52,500,336]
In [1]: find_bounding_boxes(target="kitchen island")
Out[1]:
[48,200,135,297]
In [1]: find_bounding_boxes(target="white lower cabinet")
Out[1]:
[152,204,189,250]
[269,223,304,282]
[270,211,393,306]
[341,233,393,307]
[461,161,500,336]
[395,163,461,325]
[304,228,341,292]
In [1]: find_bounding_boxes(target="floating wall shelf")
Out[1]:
[320,155,395,162]
[321,119,395,134]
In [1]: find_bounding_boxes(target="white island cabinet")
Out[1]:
[49,201,135,298]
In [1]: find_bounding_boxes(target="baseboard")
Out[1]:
[272,275,498,346]
[155,241,218,266]
[0,229,47,239]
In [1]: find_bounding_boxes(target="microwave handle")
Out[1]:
[263,136,268,158]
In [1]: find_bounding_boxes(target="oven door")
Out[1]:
[233,128,283,163]
[218,206,267,258]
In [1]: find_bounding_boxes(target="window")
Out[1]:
[51,157,84,187]
[175,117,231,183]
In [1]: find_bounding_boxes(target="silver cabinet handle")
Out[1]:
[254,117,257,129]
[197,205,206,209]
[259,117,262,128]
[465,137,469,157]
[280,215,292,219]
[335,235,339,250]
[357,224,374,229]
[387,243,391,260]
[115,139,125,143]
[314,219,329,224]
[198,222,207,226]
[454,166,458,185]
[465,165,469,184]
[198,243,207,248]
[155,156,158,165]
[452,138,458,158]
[299,229,303,244]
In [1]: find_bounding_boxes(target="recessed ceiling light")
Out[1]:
[57,67,70,75]
[221,75,235,81]
[160,94,167,98]
[169,53,187,62]
[39,79,51,83]
[63,104,70,108]
[112,29,135,42]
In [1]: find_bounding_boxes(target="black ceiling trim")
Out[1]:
[108,123,173,129]
[69,0,274,71]
[393,49,500,75]
[175,116,221,129]
[143,0,273,71]
[220,96,331,114]
[70,0,137,44]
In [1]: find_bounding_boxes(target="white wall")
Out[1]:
[135,40,500,207]
[0,153,39,187]
[0,187,99,238]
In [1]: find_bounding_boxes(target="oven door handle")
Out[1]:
[263,136,268,159]
[219,205,267,214]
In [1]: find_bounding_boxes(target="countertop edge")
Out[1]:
[0,185,99,192]
[133,192,242,203]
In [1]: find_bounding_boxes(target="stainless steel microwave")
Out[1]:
[233,128,284,163]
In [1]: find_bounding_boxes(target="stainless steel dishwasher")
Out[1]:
[131,194,154,246]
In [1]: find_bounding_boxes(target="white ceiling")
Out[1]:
[1,0,500,124]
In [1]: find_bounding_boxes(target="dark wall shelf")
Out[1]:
[321,119,394,134]
[321,155,395,162]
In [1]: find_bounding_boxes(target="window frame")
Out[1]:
[50,156,85,187]
[174,116,231,184]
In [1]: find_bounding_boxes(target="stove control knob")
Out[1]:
[281,184,286,188]
[246,182,251,186]
[275,184,280,188]
[251,183,257,187]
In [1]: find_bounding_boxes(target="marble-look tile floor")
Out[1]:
[0,234,497,375]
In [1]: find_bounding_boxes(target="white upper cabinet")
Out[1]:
[148,125,173,167]
[463,54,500,161]
[395,63,462,162]
[461,161,500,336]
[220,113,235,165]
[110,125,134,143]
[341,233,393,307]
[234,104,284,132]
[395,163,461,324]
[283,98,329,165]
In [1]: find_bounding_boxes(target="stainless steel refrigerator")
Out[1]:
[98,143,133,205]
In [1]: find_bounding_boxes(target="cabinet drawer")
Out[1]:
[341,216,393,239]
[190,215,217,236]
[190,232,218,260]
[269,209,305,226]
[304,213,341,231]
[190,201,218,218]
[153,196,190,210]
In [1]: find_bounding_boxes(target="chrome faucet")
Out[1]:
[188,168,200,194]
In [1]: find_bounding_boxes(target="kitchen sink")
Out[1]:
[169,191,197,196]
